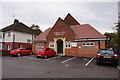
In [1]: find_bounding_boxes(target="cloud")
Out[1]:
[1,2,118,34]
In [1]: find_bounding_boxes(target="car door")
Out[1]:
[49,49,54,56]
[19,49,26,55]
[25,49,30,55]
[46,48,51,56]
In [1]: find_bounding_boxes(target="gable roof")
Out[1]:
[2,19,37,35]
[46,17,76,40]
[64,13,80,26]
[71,24,106,39]
[32,28,51,42]
[33,13,106,42]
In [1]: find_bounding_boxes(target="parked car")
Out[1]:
[10,48,33,57]
[36,48,56,59]
[96,49,118,65]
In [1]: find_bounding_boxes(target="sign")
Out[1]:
[54,32,65,35]
[71,43,77,47]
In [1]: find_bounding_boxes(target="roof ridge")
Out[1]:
[46,17,63,40]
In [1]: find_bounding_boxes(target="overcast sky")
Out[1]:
[0,0,119,34]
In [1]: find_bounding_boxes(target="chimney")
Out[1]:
[14,19,19,24]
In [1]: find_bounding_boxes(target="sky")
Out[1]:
[0,0,119,34]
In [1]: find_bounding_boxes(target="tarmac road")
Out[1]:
[2,55,118,78]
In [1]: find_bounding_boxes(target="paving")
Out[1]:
[2,55,119,78]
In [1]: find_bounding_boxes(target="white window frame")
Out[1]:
[0,43,2,50]
[49,42,54,48]
[0,34,2,38]
[82,42,94,46]
[8,32,11,37]
[7,44,11,50]
[37,44,44,47]
[66,41,71,48]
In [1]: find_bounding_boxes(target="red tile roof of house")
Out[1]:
[33,13,106,42]
[64,13,80,26]
[71,24,106,39]
[33,28,51,41]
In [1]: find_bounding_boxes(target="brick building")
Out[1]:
[32,13,107,58]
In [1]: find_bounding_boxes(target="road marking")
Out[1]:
[31,57,37,59]
[65,64,69,67]
[22,56,37,60]
[44,56,61,61]
[117,66,120,69]
[85,58,94,66]
[61,57,76,64]
[37,59,41,60]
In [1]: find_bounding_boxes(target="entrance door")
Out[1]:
[57,39,63,54]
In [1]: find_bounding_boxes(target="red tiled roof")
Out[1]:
[64,13,80,26]
[32,28,51,41]
[33,13,106,42]
[71,24,106,39]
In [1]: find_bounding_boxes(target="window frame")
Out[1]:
[7,44,11,50]
[8,32,11,37]
[66,41,71,48]
[82,42,94,46]
[49,42,54,48]
[37,44,44,47]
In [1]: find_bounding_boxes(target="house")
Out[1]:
[32,13,108,58]
[0,19,38,51]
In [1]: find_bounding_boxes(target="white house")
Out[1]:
[0,19,38,51]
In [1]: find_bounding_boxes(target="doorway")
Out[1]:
[57,39,63,54]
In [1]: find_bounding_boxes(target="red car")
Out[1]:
[10,48,33,57]
[36,48,56,59]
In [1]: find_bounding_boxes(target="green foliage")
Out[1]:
[105,22,120,46]
[30,24,42,35]
[115,22,120,45]
[104,32,117,46]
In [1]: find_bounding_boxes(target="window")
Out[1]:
[20,49,26,50]
[27,39,31,43]
[18,45,22,48]
[34,35,36,38]
[66,42,71,48]
[8,32,11,37]
[46,48,54,51]
[82,42,94,46]
[0,43,2,50]
[0,34,2,38]
[49,42,54,48]
[7,44,11,50]
[38,49,44,51]
[49,49,54,51]
[37,44,44,47]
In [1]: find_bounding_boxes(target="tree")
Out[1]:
[104,32,117,47]
[115,22,120,45]
[30,24,42,35]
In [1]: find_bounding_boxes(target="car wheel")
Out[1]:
[36,56,40,58]
[44,55,48,59]
[17,53,21,57]
[30,52,33,55]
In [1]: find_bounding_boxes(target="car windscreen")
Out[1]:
[99,50,115,55]
[38,49,44,51]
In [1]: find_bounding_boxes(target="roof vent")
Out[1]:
[14,19,19,24]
